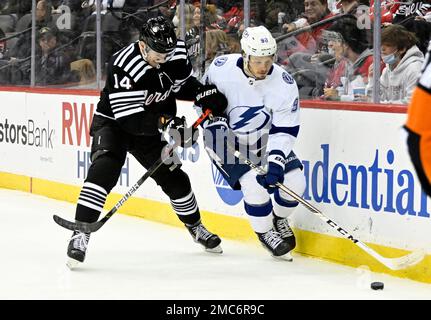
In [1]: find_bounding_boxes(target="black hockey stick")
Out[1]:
[226,145,425,270]
[53,109,211,233]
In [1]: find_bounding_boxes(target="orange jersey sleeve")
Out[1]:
[405,41,431,196]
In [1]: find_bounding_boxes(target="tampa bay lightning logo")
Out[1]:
[214,56,228,67]
[292,98,299,112]
[282,72,294,84]
[211,164,243,205]
[229,106,271,134]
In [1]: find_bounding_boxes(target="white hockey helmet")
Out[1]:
[240,26,277,58]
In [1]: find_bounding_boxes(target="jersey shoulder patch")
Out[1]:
[214,56,228,67]
[282,71,294,84]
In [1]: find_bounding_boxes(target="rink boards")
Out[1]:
[0,88,430,283]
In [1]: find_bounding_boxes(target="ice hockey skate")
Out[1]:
[186,221,223,254]
[257,229,293,261]
[66,230,90,269]
[273,215,296,251]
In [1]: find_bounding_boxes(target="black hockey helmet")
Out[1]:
[140,16,177,54]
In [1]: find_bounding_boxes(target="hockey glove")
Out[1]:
[256,162,285,194]
[158,114,174,130]
[195,84,228,117]
[168,116,199,148]
[203,117,234,164]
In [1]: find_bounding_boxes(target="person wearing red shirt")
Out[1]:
[282,0,335,53]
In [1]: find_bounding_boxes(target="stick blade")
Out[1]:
[53,215,94,233]
[384,250,426,270]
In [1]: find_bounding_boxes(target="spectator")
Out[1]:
[278,0,338,97]
[185,4,230,72]
[264,0,304,33]
[54,0,90,49]
[214,0,241,12]
[157,0,176,19]
[322,30,349,100]
[9,0,55,59]
[341,0,373,46]
[173,3,196,37]
[0,25,32,85]
[282,0,335,54]
[205,28,229,61]
[369,0,398,24]
[369,24,424,104]
[36,0,54,25]
[194,3,226,30]
[392,0,431,24]
[399,18,431,55]
[0,0,32,18]
[337,0,372,24]
[336,0,361,15]
[35,26,77,85]
[281,47,332,98]
[222,1,243,34]
[323,16,377,100]
[173,3,200,69]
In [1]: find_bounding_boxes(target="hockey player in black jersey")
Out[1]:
[66,16,228,268]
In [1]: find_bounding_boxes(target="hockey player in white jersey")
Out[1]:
[195,26,306,259]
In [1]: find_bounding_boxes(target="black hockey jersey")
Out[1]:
[95,40,196,136]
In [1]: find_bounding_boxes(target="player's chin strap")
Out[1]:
[226,144,425,271]
[53,109,212,234]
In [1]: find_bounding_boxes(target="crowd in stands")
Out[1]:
[273,0,430,103]
[0,0,429,104]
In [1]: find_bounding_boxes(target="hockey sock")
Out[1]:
[244,200,273,233]
[272,189,299,219]
[75,182,108,223]
[170,190,201,225]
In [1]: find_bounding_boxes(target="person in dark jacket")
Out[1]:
[35,26,77,85]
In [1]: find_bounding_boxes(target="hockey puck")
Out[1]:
[371,282,384,290]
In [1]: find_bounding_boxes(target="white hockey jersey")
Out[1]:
[202,54,300,165]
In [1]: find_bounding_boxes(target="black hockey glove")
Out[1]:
[157,114,175,130]
[167,116,199,148]
[195,84,228,117]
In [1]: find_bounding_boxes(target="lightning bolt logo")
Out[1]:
[230,106,270,131]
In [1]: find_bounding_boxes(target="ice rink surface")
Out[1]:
[1,188,431,300]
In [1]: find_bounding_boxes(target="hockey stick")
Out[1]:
[227,146,425,270]
[53,109,212,234]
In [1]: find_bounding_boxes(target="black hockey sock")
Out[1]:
[75,182,108,223]
[170,190,201,225]
[75,204,101,223]
[178,212,201,226]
